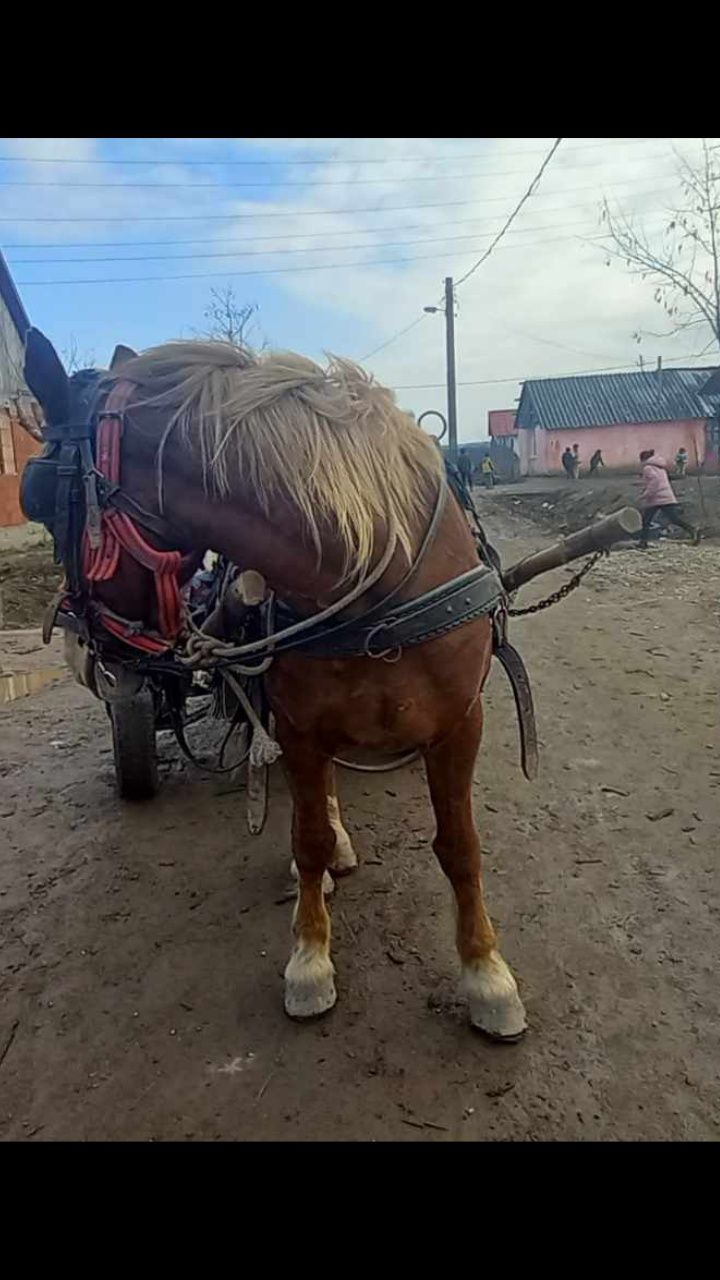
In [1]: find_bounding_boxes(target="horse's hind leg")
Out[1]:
[280,728,338,1019]
[289,765,357,886]
[423,703,527,1040]
[327,766,357,875]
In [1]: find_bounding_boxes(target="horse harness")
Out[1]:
[21,371,538,780]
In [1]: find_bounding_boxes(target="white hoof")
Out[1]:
[461,951,527,1041]
[289,860,335,896]
[328,797,358,875]
[284,945,337,1019]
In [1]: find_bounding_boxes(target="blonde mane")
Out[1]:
[112,340,444,582]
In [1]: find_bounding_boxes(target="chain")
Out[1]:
[507,550,607,617]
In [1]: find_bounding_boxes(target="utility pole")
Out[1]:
[444,276,458,463]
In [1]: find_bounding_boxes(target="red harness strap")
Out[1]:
[82,380,185,653]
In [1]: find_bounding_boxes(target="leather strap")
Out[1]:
[273,564,505,658]
[494,640,539,781]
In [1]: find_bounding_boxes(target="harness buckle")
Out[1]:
[83,470,103,548]
[364,619,402,663]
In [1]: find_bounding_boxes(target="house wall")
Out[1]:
[0,292,26,401]
[0,409,41,526]
[519,419,707,476]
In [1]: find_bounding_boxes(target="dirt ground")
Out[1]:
[1,496,719,1142]
[0,545,63,629]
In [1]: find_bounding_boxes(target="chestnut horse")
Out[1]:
[25,337,527,1041]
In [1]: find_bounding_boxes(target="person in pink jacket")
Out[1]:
[637,450,700,549]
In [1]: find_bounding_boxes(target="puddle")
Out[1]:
[0,667,66,704]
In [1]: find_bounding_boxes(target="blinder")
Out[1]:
[21,370,193,659]
[19,369,104,593]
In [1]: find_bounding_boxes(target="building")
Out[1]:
[514,366,720,477]
[0,248,40,526]
[487,409,520,480]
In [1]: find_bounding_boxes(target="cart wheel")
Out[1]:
[109,690,160,801]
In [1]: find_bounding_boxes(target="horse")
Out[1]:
[23,332,528,1041]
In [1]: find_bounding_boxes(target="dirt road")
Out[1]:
[1,501,719,1141]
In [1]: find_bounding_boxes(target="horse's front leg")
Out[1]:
[279,724,338,1019]
[423,701,527,1041]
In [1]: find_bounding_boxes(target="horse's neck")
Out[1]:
[124,455,476,609]
[123,458,345,602]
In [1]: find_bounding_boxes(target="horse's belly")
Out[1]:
[270,626,491,750]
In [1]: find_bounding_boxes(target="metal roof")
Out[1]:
[703,367,720,396]
[0,247,31,340]
[516,367,720,431]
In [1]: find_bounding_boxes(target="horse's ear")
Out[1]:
[23,327,70,426]
[109,344,138,370]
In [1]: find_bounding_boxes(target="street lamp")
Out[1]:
[423,278,458,463]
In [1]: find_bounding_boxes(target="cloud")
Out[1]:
[2,137,717,439]
[218,137,715,435]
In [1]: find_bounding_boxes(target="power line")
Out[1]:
[0,153,679,190]
[5,215,620,264]
[454,139,563,287]
[0,203,672,250]
[0,180,676,223]
[0,140,658,166]
[14,228,608,286]
[360,316,429,362]
[361,139,563,361]
[392,352,715,390]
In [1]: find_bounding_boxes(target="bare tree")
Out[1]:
[200,286,265,347]
[601,140,720,357]
[62,334,96,373]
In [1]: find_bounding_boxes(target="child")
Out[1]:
[637,450,700,549]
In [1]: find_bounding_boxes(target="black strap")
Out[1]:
[274,564,505,658]
[494,640,539,781]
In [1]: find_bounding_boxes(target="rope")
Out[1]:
[177,528,400,669]
[221,669,282,767]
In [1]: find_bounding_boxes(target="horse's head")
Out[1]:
[22,329,201,661]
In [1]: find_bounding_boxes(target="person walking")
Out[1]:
[588,448,604,475]
[637,449,700,549]
[675,447,688,478]
[480,455,496,488]
[457,448,473,488]
[562,446,575,479]
[571,442,581,479]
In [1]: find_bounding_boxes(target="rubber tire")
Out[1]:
[109,690,160,801]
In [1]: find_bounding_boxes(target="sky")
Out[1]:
[1,136,718,441]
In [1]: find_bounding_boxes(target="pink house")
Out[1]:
[515,367,720,476]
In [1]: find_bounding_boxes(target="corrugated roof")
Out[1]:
[702,368,720,396]
[0,247,31,341]
[516,367,719,431]
[488,409,517,437]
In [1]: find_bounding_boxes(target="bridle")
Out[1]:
[42,376,197,656]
